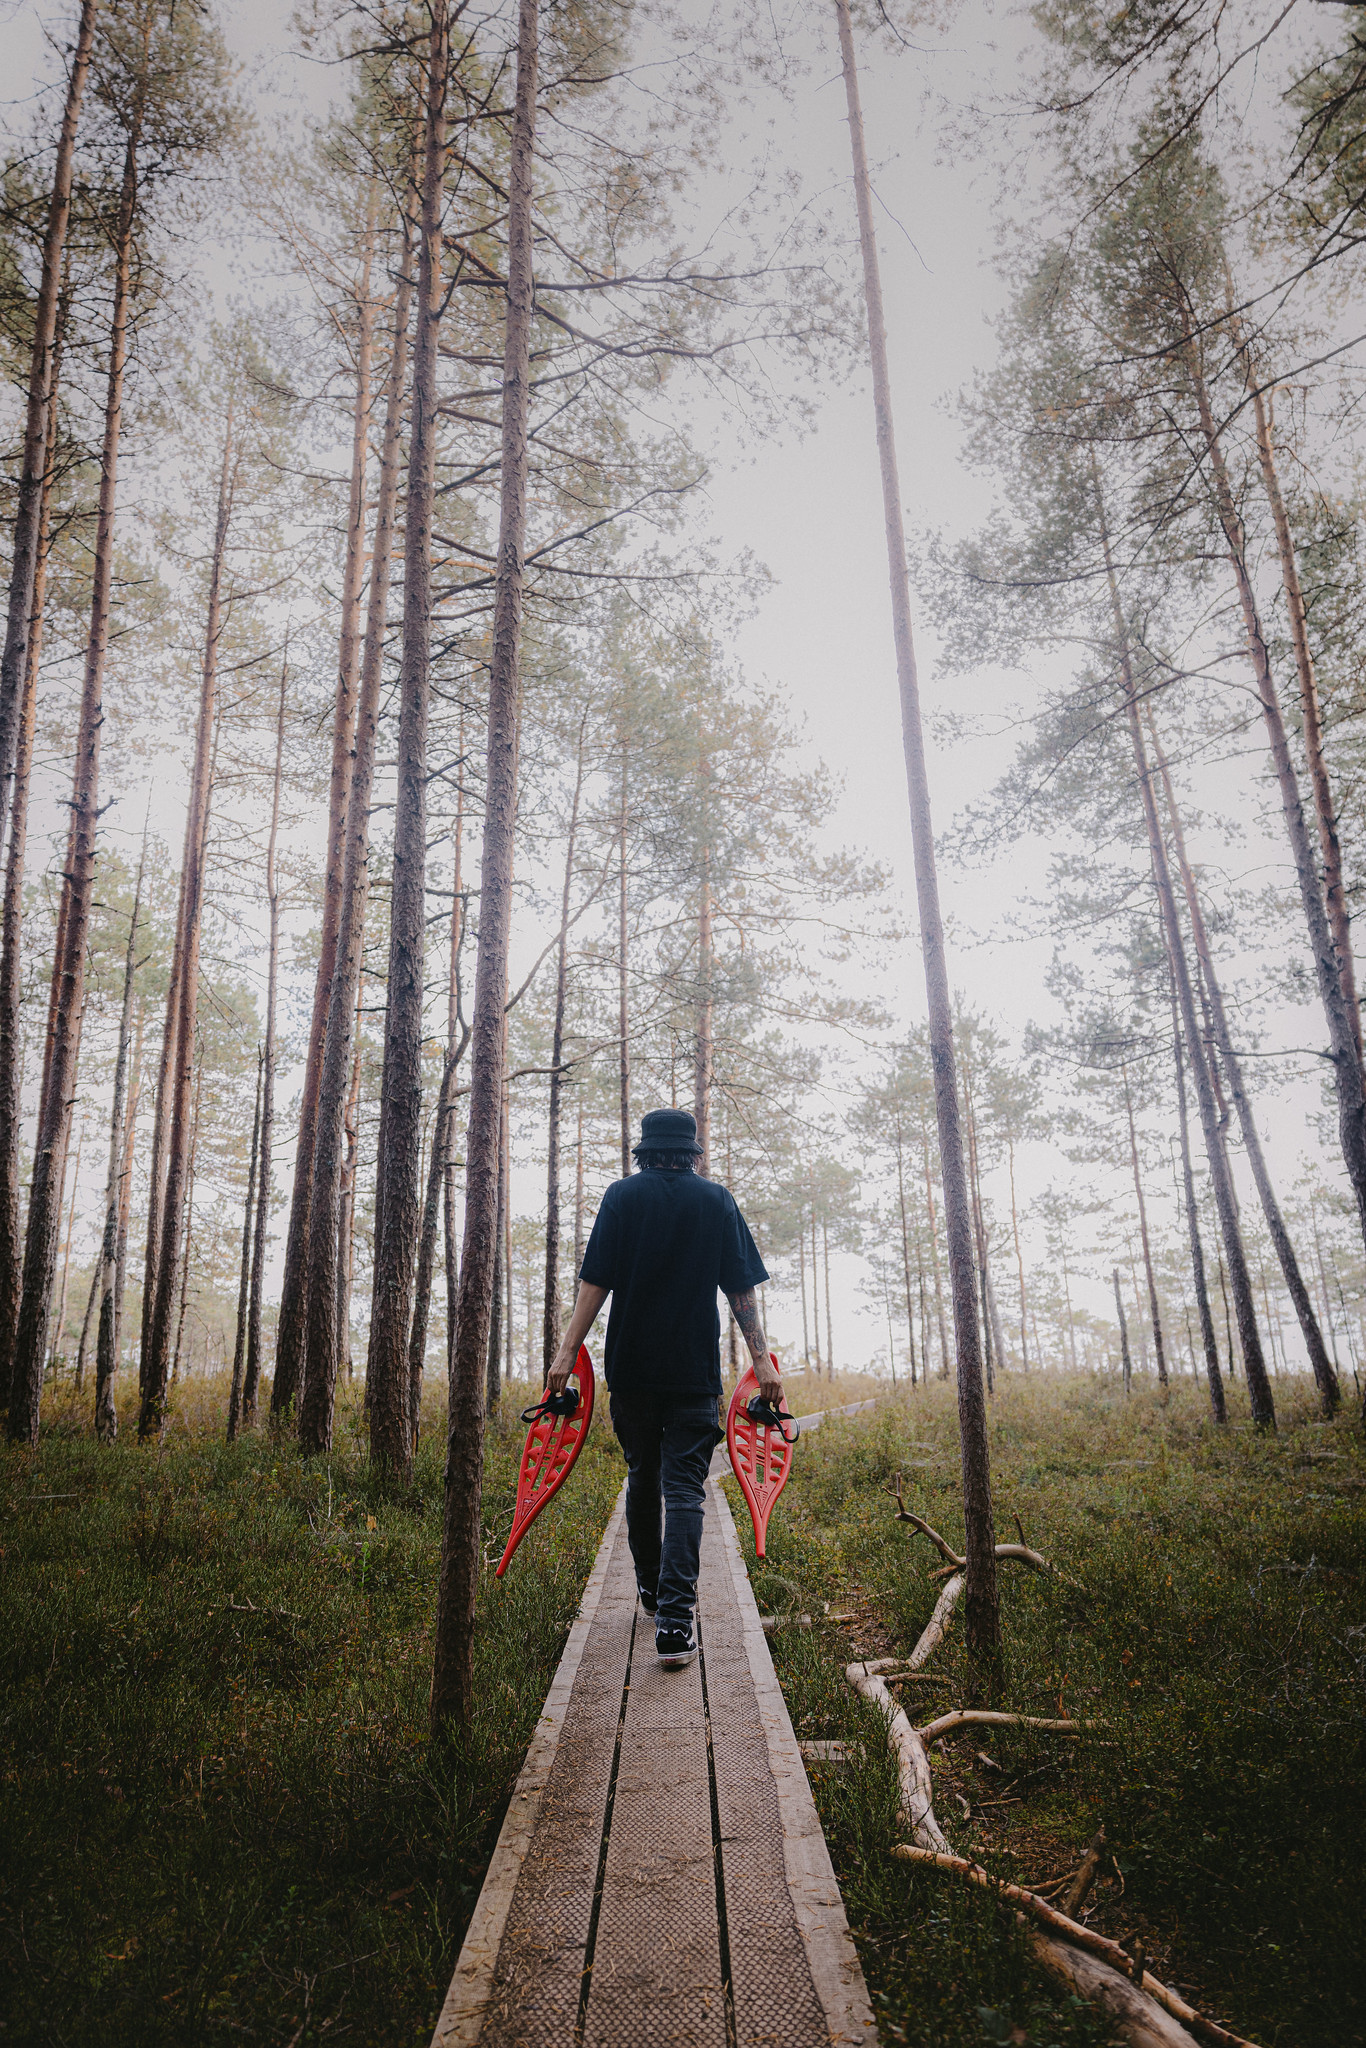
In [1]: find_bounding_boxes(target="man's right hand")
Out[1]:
[754,1350,782,1403]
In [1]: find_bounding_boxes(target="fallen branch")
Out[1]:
[892,1848,1261,2048]
[917,1708,1097,1743]
[1064,1826,1108,1920]
[845,1661,950,1852]
[908,1571,964,1668]
[890,1478,1084,1590]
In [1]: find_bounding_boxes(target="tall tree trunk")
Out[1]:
[340,980,364,1385]
[139,867,184,1398]
[502,1081,514,1390]
[9,95,141,1445]
[1093,459,1275,1426]
[1148,719,1338,1414]
[113,1002,142,1373]
[1248,378,1361,1066]
[1113,1268,1132,1393]
[273,215,378,1419]
[227,1052,262,1442]
[1007,1133,1028,1370]
[894,1133,918,1383]
[433,0,537,1725]
[1121,1065,1168,1387]
[694,846,713,1174]
[488,1110,505,1398]
[49,1124,84,1371]
[0,0,96,824]
[139,400,236,1438]
[822,1212,834,1374]
[93,839,144,1441]
[410,1054,459,1444]
[835,0,997,1652]
[618,739,630,1177]
[961,1061,995,1390]
[918,1095,950,1378]
[297,165,418,1454]
[73,1265,97,1393]
[365,19,449,1477]
[243,653,287,1430]
[1185,343,1366,1275]
[798,1215,810,1363]
[170,1053,204,1387]
[543,723,585,1378]
[1168,959,1225,1421]
[0,287,66,1414]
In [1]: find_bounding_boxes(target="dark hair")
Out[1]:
[633,1147,699,1173]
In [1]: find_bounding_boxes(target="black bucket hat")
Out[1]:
[634,1107,703,1155]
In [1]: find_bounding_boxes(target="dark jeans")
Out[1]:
[609,1387,721,1632]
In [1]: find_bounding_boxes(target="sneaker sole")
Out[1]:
[657,1647,696,1669]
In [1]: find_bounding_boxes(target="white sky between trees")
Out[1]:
[1,0,1343,1375]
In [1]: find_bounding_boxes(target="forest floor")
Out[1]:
[752,1372,1366,2048]
[2,1368,1361,2048]
[0,1373,624,2047]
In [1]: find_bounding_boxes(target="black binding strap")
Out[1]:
[521,1385,580,1426]
[746,1394,799,1443]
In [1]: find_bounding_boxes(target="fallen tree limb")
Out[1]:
[908,1570,964,1668]
[892,1848,1261,2048]
[845,1662,950,1851]
[1064,1826,1107,1919]
[916,1708,1097,1743]
[890,1479,1084,1590]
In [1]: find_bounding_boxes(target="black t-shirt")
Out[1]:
[579,1169,769,1395]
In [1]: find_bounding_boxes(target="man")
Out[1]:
[547,1107,781,1669]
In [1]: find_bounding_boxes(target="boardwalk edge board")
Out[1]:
[711,1478,880,2048]
[429,1484,628,2048]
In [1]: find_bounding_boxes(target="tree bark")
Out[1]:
[0,303,63,1413]
[243,653,287,1429]
[170,1055,204,1386]
[822,1211,834,1373]
[227,1052,262,1441]
[296,163,418,1454]
[340,980,364,1384]
[93,839,144,1441]
[432,0,537,1725]
[1167,956,1226,1421]
[113,1003,142,1375]
[895,1130,918,1384]
[835,0,997,1651]
[0,0,96,826]
[543,723,585,1378]
[1249,378,1361,1067]
[9,92,140,1444]
[273,213,377,1418]
[1148,718,1338,1414]
[962,1059,996,1390]
[139,397,235,1437]
[49,1123,83,1372]
[1113,1268,1132,1392]
[410,1054,459,1444]
[1122,1065,1168,1386]
[365,14,449,1477]
[1186,345,1366,1274]
[1092,461,1275,1426]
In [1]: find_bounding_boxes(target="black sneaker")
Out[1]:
[636,1584,658,1615]
[655,1626,696,1669]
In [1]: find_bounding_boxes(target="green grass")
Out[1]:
[738,1372,1366,2048]
[0,1377,624,2047]
[6,1369,1362,2048]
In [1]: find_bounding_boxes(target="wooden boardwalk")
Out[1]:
[432,1477,876,2048]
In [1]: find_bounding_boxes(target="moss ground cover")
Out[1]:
[738,1373,1366,2048]
[0,1378,623,2047]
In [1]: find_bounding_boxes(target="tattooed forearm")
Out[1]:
[726,1287,766,1361]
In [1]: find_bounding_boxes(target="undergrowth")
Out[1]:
[740,1372,1366,2048]
[0,1375,623,2047]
